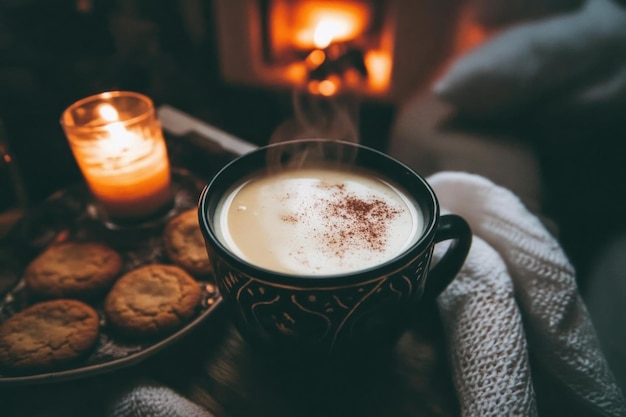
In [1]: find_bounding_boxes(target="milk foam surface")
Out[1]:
[215,167,422,276]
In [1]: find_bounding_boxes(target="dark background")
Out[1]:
[0,0,395,206]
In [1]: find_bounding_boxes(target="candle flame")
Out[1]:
[94,103,138,160]
[98,104,120,122]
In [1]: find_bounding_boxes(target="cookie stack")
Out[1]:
[0,208,212,373]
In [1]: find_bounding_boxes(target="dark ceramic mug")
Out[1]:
[198,139,471,356]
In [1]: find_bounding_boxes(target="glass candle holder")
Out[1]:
[60,91,172,226]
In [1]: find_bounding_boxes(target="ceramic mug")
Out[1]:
[198,139,471,356]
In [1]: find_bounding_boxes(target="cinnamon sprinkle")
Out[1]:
[279,182,401,259]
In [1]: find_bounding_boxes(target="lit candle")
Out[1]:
[60,91,172,221]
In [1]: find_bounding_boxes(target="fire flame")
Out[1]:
[364,50,392,92]
[269,1,391,96]
[305,49,326,68]
[291,2,370,49]
[312,16,355,49]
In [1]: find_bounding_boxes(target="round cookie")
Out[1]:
[24,242,122,299]
[0,299,100,371]
[104,264,202,338]
[163,209,212,276]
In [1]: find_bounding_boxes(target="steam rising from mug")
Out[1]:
[268,87,360,170]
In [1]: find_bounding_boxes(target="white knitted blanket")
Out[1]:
[107,383,214,417]
[429,171,626,417]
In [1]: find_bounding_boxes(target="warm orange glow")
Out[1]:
[285,62,307,83]
[270,1,371,50]
[306,77,340,96]
[266,1,392,97]
[307,80,320,95]
[318,78,339,96]
[455,22,489,54]
[96,104,137,156]
[343,68,362,87]
[305,49,326,68]
[97,104,119,122]
[365,50,392,91]
[61,92,172,219]
[311,15,355,48]
[453,5,494,56]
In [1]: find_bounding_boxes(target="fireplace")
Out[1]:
[213,0,457,104]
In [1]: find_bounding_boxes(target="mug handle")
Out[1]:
[423,214,472,300]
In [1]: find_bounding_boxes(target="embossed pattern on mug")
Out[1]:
[212,250,431,350]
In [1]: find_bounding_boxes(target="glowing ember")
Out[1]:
[305,49,326,68]
[317,79,338,96]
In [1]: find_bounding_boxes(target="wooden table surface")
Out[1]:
[0,304,460,417]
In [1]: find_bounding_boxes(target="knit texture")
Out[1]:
[429,171,626,417]
[106,382,214,417]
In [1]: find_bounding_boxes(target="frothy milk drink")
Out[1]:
[214,166,423,275]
